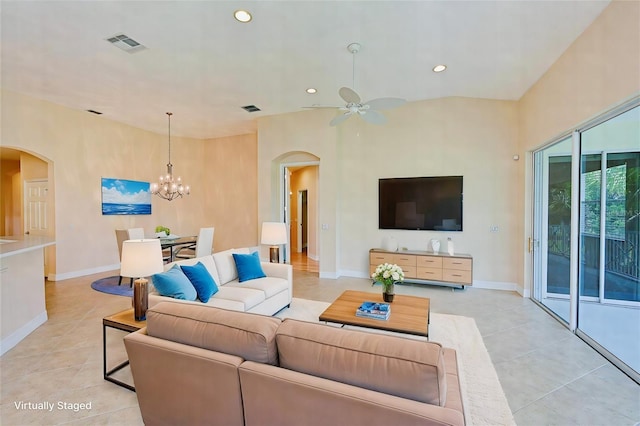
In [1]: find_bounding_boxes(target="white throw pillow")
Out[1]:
[213,248,250,285]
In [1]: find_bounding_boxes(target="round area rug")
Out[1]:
[91,276,133,297]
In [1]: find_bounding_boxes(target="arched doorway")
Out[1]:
[0,147,56,276]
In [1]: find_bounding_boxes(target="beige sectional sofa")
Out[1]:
[124,302,465,426]
[148,247,292,316]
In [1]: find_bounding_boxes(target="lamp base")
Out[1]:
[133,278,148,321]
[269,246,280,263]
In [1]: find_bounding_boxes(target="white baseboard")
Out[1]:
[48,263,119,281]
[308,253,319,261]
[472,280,519,292]
[517,286,531,298]
[339,270,370,279]
[319,271,339,279]
[1,311,48,356]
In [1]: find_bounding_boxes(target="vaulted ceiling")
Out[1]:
[1,1,610,139]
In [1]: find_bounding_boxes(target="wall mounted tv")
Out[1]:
[378,176,463,231]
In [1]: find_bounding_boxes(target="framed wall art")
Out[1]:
[101,178,152,215]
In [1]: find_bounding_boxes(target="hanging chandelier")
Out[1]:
[151,112,190,201]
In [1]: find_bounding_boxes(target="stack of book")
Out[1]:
[356,301,391,320]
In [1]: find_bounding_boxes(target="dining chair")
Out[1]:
[116,228,148,286]
[175,227,214,259]
[127,227,145,240]
[115,229,134,286]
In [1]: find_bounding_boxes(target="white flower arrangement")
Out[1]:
[371,263,404,291]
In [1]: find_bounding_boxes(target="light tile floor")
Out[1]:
[1,269,639,425]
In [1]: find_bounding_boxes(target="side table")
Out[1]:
[103,308,145,391]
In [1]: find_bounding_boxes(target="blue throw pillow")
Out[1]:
[232,252,266,282]
[181,262,218,303]
[152,265,197,301]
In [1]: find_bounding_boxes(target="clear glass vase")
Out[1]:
[382,283,395,303]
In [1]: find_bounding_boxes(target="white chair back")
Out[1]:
[127,227,145,240]
[195,227,215,257]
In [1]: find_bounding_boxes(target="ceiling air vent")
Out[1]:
[105,33,147,53]
[241,105,261,113]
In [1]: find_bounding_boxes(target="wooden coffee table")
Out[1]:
[319,290,430,338]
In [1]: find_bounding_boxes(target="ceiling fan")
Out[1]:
[305,43,407,126]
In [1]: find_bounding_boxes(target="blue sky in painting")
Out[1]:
[101,178,151,205]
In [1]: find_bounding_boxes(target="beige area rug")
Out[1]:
[276,298,516,426]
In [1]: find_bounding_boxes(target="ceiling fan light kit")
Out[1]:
[306,42,406,127]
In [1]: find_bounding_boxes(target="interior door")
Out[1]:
[24,180,49,236]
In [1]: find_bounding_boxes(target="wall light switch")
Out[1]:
[490,226,499,233]
[321,224,329,230]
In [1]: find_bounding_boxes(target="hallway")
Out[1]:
[289,249,318,274]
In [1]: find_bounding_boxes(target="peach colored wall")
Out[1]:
[0,159,20,235]
[202,133,258,252]
[520,0,639,149]
[1,90,257,280]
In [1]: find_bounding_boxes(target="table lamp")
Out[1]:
[120,239,164,321]
[261,222,287,263]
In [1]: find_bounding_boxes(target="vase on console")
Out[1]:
[430,239,440,253]
[381,236,398,252]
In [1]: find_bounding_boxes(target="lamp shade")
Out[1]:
[120,239,164,278]
[261,222,287,245]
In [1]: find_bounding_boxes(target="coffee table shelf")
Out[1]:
[319,290,430,338]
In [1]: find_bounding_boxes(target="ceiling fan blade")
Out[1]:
[359,109,387,125]
[339,87,361,104]
[365,97,407,110]
[330,112,352,126]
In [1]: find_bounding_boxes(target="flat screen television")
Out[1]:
[378,176,463,231]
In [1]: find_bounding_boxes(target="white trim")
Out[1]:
[339,269,370,279]
[48,263,119,281]
[307,253,320,261]
[569,130,580,332]
[319,271,339,279]
[0,311,48,356]
[472,280,519,292]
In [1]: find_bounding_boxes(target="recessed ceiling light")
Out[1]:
[433,64,447,73]
[234,10,252,23]
[306,88,317,94]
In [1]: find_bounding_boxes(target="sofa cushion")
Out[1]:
[146,302,281,365]
[152,265,197,301]
[232,252,266,282]
[276,319,447,406]
[225,276,289,299]
[212,248,250,285]
[180,262,218,303]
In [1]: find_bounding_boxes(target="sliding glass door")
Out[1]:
[533,102,639,382]
[533,137,573,323]
[578,106,639,377]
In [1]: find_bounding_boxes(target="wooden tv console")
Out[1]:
[369,248,473,288]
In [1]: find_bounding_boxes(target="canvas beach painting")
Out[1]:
[101,178,152,215]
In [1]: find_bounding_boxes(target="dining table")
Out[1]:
[159,236,197,262]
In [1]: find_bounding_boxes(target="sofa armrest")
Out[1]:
[260,262,292,283]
